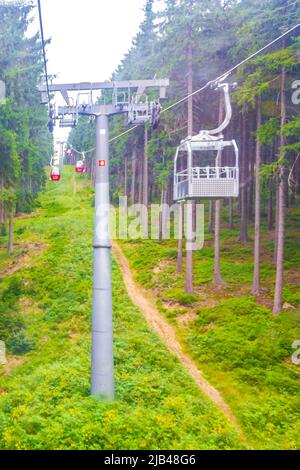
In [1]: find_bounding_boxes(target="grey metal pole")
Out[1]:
[91,114,114,400]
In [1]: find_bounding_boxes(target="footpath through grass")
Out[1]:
[0,167,242,450]
[119,202,300,449]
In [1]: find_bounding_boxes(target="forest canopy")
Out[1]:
[68,0,300,315]
[0,1,53,224]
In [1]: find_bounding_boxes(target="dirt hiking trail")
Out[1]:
[112,241,246,444]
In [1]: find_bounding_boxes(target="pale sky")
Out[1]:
[27,0,147,142]
[32,0,145,82]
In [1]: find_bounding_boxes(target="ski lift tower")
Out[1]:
[41,79,169,400]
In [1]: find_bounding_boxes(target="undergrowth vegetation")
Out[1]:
[120,200,300,449]
[0,168,242,450]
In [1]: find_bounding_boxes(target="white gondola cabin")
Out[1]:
[173,83,239,201]
[127,95,161,128]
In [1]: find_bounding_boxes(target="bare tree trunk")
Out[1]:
[185,202,194,293]
[138,155,143,206]
[213,94,226,286]
[284,165,289,209]
[168,176,173,206]
[248,135,255,222]
[273,169,286,314]
[267,147,274,231]
[267,185,273,230]
[296,154,300,195]
[142,126,149,236]
[149,170,154,204]
[240,112,249,242]
[208,201,214,234]
[274,175,279,264]
[159,190,163,241]
[8,208,13,254]
[124,157,128,199]
[247,113,256,223]
[185,44,194,293]
[251,96,262,295]
[177,203,183,273]
[229,198,234,230]
[0,175,4,224]
[273,64,287,315]
[177,145,184,273]
[213,199,226,285]
[143,126,148,207]
[131,146,137,205]
[289,154,297,206]
[159,189,168,241]
[161,190,169,239]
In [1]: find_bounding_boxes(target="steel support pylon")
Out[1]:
[91,114,114,399]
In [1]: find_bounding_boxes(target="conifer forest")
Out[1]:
[0,0,300,456]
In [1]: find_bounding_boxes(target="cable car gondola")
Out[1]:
[173,83,239,201]
[75,160,85,173]
[50,166,61,181]
[127,95,161,128]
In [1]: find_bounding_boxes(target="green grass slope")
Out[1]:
[0,167,242,450]
[120,202,300,449]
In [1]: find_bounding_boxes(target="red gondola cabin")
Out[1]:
[51,167,61,181]
[75,160,85,173]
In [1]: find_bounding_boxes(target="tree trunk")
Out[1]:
[177,203,183,273]
[185,44,194,293]
[208,201,214,234]
[267,147,274,231]
[273,169,286,314]
[213,94,226,286]
[159,190,163,241]
[296,154,300,195]
[176,149,184,273]
[289,154,297,206]
[229,198,234,230]
[248,129,255,222]
[0,175,3,225]
[284,164,289,209]
[8,208,13,254]
[159,189,168,241]
[124,157,128,199]
[131,146,137,205]
[273,172,279,263]
[143,126,148,207]
[213,198,226,285]
[138,154,143,206]
[142,126,148,236]
[267,185,273,231]
[251,97,262,295]
[185,202,194,293]
[273,64,287,315]
[240,112,249,242]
